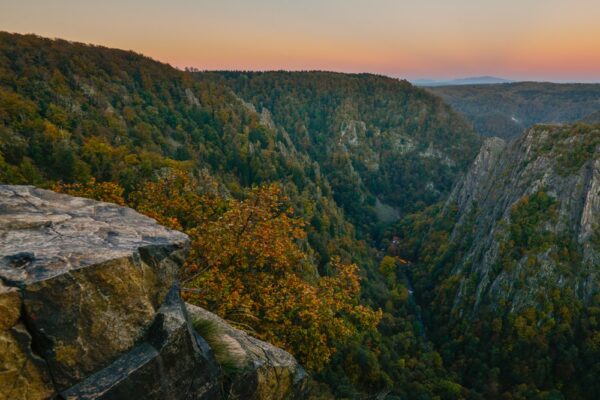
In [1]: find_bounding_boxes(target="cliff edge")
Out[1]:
[0,185,307,399]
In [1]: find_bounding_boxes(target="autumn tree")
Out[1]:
[53,178,126,205]
[127,170,380,371]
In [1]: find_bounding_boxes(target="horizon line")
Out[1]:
[4,30,600,85]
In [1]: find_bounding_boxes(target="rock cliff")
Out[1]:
[0,185,307,399]
[444,123,599,312]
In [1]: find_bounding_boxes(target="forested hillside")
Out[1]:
[0,32,481,399]
[583,110,600,123]
[5,31,597,400]
[199,71,481,234]
[430,82,600,139]
[392,123,600,398]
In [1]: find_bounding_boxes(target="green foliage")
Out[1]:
[540,124,600,176]
[0,32,483,398]
[431,82,600,139]
[503,190,558,262]
[393,186,600,399]
[197,71,481,235]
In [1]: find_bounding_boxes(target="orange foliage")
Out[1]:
[131,170,381,371]
[54,171,381,371]
[53,178,125,205]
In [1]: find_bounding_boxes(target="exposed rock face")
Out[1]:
[0,185,218,399]
[61,286,219,400]
[0,281,54,399]
[447,136,506,213]
[0,185,310,399]
[444,125,600,312]
[186,304,309,400]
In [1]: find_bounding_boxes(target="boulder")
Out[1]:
[0,185,219,399]
[0,185,309,399]
[61,286,220,400]
[186,303,309,400]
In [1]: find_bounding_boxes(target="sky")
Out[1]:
[2,0,600,82]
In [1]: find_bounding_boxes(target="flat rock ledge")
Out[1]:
[0,185,308,399]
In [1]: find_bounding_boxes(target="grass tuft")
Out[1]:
[193,318,246,375]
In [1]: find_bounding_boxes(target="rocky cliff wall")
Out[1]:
[444,124,599,312]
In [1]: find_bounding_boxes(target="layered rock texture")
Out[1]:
[187,304,308,400]
[0,185,307,399]
[444,123,599,312]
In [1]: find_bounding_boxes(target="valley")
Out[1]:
[0,32,599,399]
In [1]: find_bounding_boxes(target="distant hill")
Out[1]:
[429,81,600,138]
[412,76,513,87]
[583,109,600,123]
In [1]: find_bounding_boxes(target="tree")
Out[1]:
[130,171,381,371]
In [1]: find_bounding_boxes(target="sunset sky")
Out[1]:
[2,0,600,82]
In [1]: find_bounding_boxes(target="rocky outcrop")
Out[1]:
[0,185,220,399]
[186,304,308,400]
[61,286,220,400]
[0,185,308,399]
[443,124,600,312]
[447,136,506,213]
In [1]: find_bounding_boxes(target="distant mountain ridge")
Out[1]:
[412,76,513,87]
[429,81,600,138]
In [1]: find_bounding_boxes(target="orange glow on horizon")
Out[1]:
[1,0,599,82]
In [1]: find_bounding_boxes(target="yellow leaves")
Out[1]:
[132,172,380,371]
[129,170,223,231]
[43,121,69,141]
[189,183,308,275]
[82,137,117,157]
[53,178,125,205]
[62,170,381,373]
[379,255,398,280]
[0,87,38,124]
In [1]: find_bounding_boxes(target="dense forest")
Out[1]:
[0,32,480,398]
[429,82,600,139]
[197,71,481,233]
[583,110,600,123]
[1,32,599,399]
[392,125,600,399]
